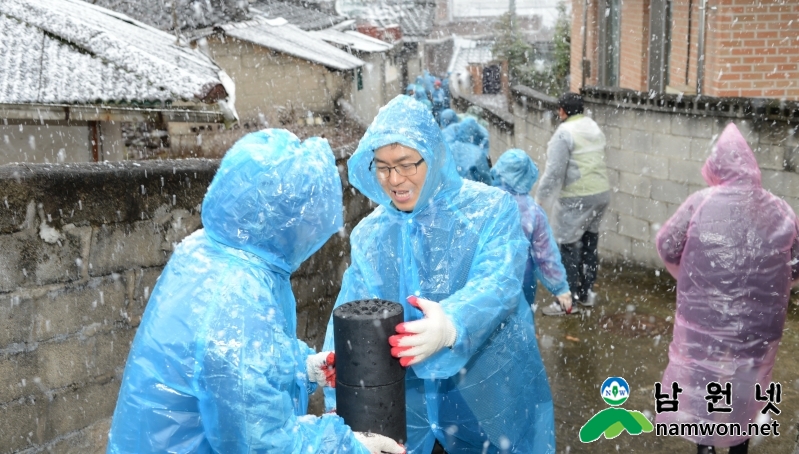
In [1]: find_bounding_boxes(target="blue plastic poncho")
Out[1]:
[438,109,459,129]
[323,96,556,454]
[442,117,490,158]
[413,85,433,110]
[491,149,569,306]
[442,117,492,184]
[405,83,417,96]
[108,130,369,454]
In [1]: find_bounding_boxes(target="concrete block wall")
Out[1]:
[509,87,799,268]
[0,146,375,453]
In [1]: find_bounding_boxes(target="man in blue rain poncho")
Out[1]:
[107,130,404,454]
[491,149,573,315]
[323,96,556,454]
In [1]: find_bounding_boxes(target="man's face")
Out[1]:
[373,144,427,212]
[558,107,568,120]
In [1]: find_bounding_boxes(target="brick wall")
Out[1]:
[704,0,799,99]
[668,0,702,92]
[569,0,600,91]
[618,0,650,91]
[575,0,799,99]
[0,147,374,453]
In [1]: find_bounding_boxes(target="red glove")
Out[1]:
[388,296,457,367]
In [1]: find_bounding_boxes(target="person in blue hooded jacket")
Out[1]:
[437,109,459,129]
[107,130,405,454]
[322,96,556,454]
[491,149,573,315]
[442,117,492,184]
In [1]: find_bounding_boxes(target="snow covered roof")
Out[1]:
[337,1,436,41]
[0,0,229,106]
[448,38,495,74]
[311,29,394,53]
[216,18,364,70]
[89,0,248,31]
[251,1,347,31]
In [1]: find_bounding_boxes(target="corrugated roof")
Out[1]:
[338,1,436,40]
[311,29,393,53]
[89,0,248,31]
[251,1,346,31]
[0,0,227,105]
[219,18,364,70]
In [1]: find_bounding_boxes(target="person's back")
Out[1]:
[655,123,799,451]
[107,130,374,454]
[491,149,571,313]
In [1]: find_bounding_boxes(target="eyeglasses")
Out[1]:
[369,158,425,180]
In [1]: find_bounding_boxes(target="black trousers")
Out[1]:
[559,231,599,303]
[431,440,447,454]
[697,439,749,454]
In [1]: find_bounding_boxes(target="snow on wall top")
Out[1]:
[219,18,364,70]
[0,0,227,105]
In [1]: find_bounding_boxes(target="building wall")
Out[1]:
[0,122,100,165]
[0,150,374,453]
[347,52,401,126]
[206,36,351,123]
[703,0,799,99]
[577,0,799,99]
[569,0,600,92]
[618,0,650,91]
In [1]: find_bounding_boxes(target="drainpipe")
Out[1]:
[696,0,708,96]
[581,0,589,89]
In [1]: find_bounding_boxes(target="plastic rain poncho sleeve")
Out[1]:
[107,130,369,454]
[323,96,555,454]
[491,149,569,305]
[654,123,799,448]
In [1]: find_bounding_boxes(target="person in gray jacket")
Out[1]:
[535,93,610,315]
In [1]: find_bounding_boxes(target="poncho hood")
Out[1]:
[491,148,539,194]
[701,122,762,187]
[348,95,462,215]
[201,129,343,273]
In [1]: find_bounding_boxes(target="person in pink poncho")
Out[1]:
[654,123,799,454]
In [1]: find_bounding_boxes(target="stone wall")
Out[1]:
[0,145,374,453]
[459,86,799,268]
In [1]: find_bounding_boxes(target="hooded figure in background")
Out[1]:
[491,149,572,315]
[655,123,799,454]
[323,95,555,454]
[438,109,459,129]
[413,84,433,110]
[442,117,489,158]
[107,130,403,454]
[442,117,491,184]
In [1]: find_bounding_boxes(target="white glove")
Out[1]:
[556,292,573,314]
[353,432,406,454]
[389,296,457,367]
[306,351,336,388]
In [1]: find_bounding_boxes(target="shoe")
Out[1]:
[578,290,597,307]
[541,302,580,316]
